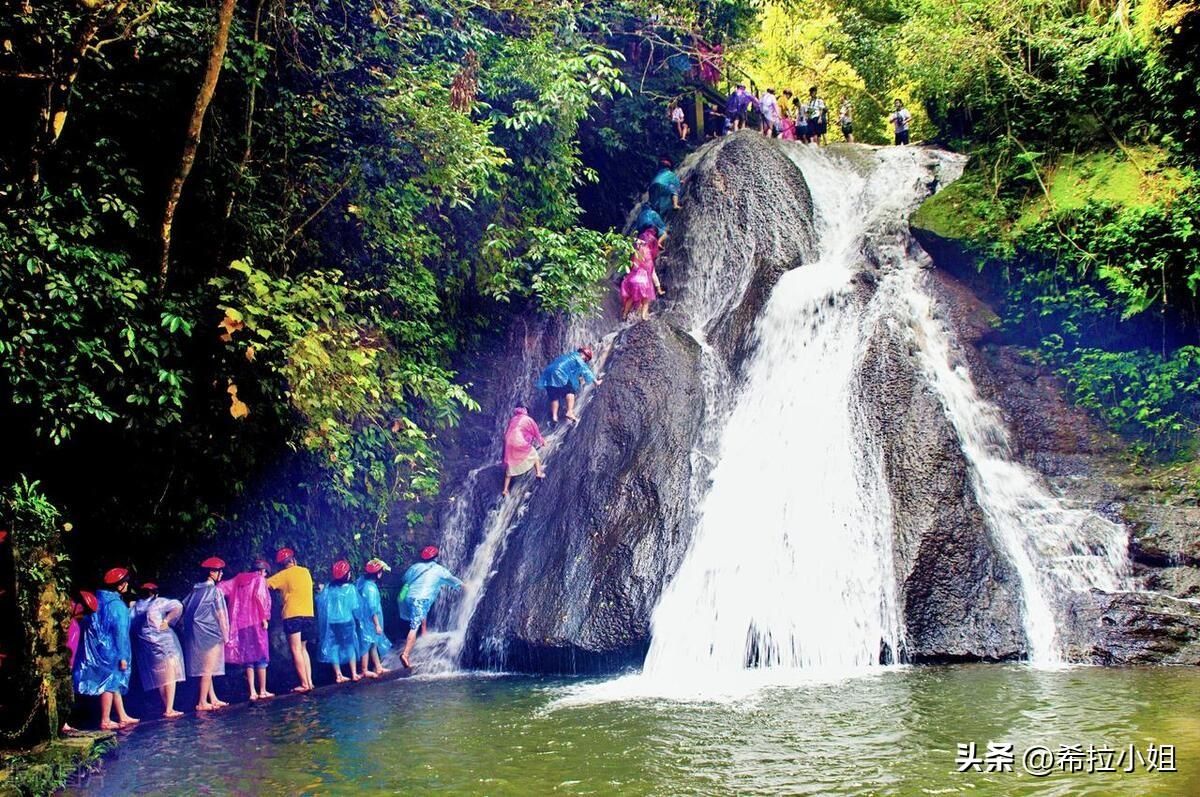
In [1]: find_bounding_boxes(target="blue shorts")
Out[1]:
[247,660,268,669]
[406,597,433,631]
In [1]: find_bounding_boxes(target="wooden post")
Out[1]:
[694,88,704,141]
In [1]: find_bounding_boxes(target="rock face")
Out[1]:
[463,320,704,672]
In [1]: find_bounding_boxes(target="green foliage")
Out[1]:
[2,477,69,616]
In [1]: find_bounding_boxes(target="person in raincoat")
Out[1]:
[317,559,363,682]
[266,547,315,693]
[634,203,669,247]
[620,228,665,322]
[182,556,229,711]
[647,158,682,215]
[219,558,274,701]
[131,581,186,718]
[355,558,392,678]
[65,590,97,671]
[73,568,139,730]
[502,405,546,496]
[536,347,601,425]
[398,546,462,670]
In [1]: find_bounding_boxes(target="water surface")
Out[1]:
[65,665,1200,795]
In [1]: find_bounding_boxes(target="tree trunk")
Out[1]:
[158,0,237,294]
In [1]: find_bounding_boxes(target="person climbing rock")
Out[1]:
[317,559,363,683]
[838,97,854,143]
[536,347,601,424]
[218,558,274,701]
[502,405,546,496]
[355,558,392,678]
[724,84,752,133]
[779,90,796,140]
[889,99,913,146]
[759,88,781,137]
[267,547,315,693]
[73,568,139,730]
[669,102,689,141]
[398,546,462,670]
[182,556,230,711]
[647,158,682,215]
[620,229,664,321]
[807,86,828,145]
[131,581,186,718]
[634,203,669,246]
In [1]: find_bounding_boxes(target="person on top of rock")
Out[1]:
[889,98,913,146]
[218,558,274,701]
[724,83,752,133]
[620,228,665,321]
[131,581,186,718]
[182,556,230,711]
[502,404,546,496]
[647,158,682,215]
[74,567,139,730]
[807,86,828,145]
[267,546,315,693]
[669,102,688,141]
[317,559,363,683]
[759,87,781,137]
[779,90,796,140]
[838,97,854,143]
[795,98,810,144]
[398,546,462,670]
[634,203,669,247]
[356,559,392,678]
[536,347,601,425]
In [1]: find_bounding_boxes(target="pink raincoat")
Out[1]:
[503,408,545,475]
[620,229,661,304]
[218,571,271,666]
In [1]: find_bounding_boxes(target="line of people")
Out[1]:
[67,545,462,729]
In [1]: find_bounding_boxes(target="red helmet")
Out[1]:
[79,590,99,614]
[140,582,158,592]
[331,559,351,580]
[102,567,129,586]
[365,558,389,574]
[578,347,594,362]
[275,547,295,564]
[200,556,226,570]
[253,558,271,572]
[419,546,439,561]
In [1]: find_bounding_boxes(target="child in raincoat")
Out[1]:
[73,568,139,730]
[355,559,392,678]
[131,582,186,718]
[318,559,363,682]
[219,558,274,700]
[502,405,546,496]
[398,546,462,670]
[182,557,230,711]
[620,228,664,321]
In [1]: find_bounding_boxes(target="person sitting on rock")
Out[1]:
[502,404,546,496]
[647,157,682,215]
[536,347,601,424]
[634,203,669,247]
[182,556,230,711]
[398,546,462,670]
[74,568,139,730]
[316,559,363,683]
[620,229,665,321]
[131,581,186,718]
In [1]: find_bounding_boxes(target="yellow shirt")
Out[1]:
[267,565,314,619]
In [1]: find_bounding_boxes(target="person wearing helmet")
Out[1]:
[535,346,602,425]
[317,559,363,683]
[634,203,669,247]
[266,546,315,692]
[397,546,462,670]
[74,567,139,729]
[647,157,682,215]
[356,558,392,678]
[131,581,186,718]
[219,558,274,700]
[502,404,546,497]
[183,556,230,711]
[620,228,665,322]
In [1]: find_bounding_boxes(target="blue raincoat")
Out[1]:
[648,168,681,215]
[634,205,667,237]
[182,581,228,677]
[354,576,392,654]
[536,352,597,391]
[73,590,131,696]
[131,596,185,691]
[317,583,363,665]
[398,562,462,629]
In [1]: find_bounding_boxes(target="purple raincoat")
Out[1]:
[503,408,545,472]
[218,571,271,666]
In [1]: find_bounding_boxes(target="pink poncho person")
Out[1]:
[218,570,271,666]
[620,229,661,305]
[503,408,545,477]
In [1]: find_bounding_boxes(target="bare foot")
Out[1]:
[99,720,121,731]
[351,673,362,682]
[565,414,579,424]
[536,472,546,479]
[213,700,229,709]
[196,704,215,712]
[400,653,411,669]
[291,685,309,694]
[501,488,508,497]
[259,691,275,699]
[377,665,389,674]
[118,716,139,726]
[249,693,260,701]
[164,710,184,719]
[363,670,379,679]
[335,675,349,684]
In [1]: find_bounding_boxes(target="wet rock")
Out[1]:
[858,321,1027,662]
[463,320,704,673]
[1064,590,1200,665]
